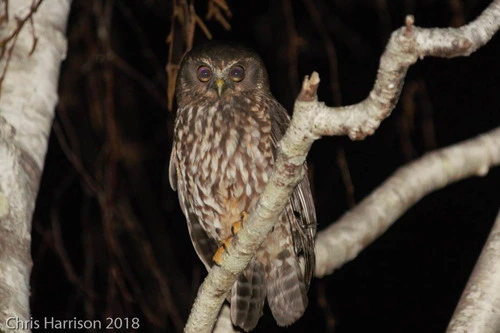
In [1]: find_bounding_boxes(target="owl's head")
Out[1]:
[176,42,270,105]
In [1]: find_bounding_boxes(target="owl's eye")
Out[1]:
[197,66,212,82]
[229,66,245,82]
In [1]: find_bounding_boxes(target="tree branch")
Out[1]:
[184,1,500,331]
[446,208,500,332]
[315,126,500,277]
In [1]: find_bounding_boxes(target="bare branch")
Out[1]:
[206,0,232,31]
[282,0,302,97]
[315,126,500,277]
[302,0,342,106]
[446,208,500,332]
[306,2,500,141]
[184,1,500,331]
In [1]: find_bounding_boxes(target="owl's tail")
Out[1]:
[266,249,308,327]
[230,258,266,331]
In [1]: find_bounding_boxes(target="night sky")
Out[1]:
[31,1,499,332]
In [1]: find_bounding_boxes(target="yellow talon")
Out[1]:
[231,211,248,234]
[231,221,242,235]
[212,211,249,265]
[240,211,249,223]
[213,237,233,265]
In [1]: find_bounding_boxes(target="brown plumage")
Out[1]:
[169,42,316,331]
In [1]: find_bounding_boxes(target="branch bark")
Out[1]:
[315,127,500,277]
[446,208,500,333]
[184,1,500,331]
[0,1,70,332]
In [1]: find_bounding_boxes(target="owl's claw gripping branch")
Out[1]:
[212,237,232,265]
[212,211,248,265]
[233,211,248,233]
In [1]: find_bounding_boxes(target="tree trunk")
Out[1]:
[0,1,71,331]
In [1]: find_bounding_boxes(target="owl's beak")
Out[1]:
[215,78,226,97]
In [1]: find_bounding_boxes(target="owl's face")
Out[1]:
[176,43,271,105]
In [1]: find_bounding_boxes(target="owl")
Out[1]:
[169,42,316,331]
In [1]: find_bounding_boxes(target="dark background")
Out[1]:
[31,0,500,332]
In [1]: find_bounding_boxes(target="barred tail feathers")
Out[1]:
[266,249,308,327]
[230,259,266,331]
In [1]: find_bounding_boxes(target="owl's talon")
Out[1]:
[241,211,249,223]
[213,237,233,265]
[231,211,248,234]
[213,212,248,265]
[231,221,242,235]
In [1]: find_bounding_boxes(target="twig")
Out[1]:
[0,0,44,95]
[50,196,99,299]
[109,52,168,109]
[53,122,101,195]
[317,280,336,332]
[449,0,466,27]
[206,0,232,31]
[0,0,43,46]
[115,0,165,78]
[166,0,233,110]
[118,204,185,331]
[416,80,437,151]
[398,79,437,160]
[27,13,37,55]
[399,80,419,160]
[283,0,301,97]
[336,147,356,208]
[302,0,342,106]
[1,0,9,23]
[166,0,193,111]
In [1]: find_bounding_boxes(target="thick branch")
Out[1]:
[0,1,70,332]
[184,1,500,331]
[446,208,500,332]
[308,1,500,141]
[315,127,500,277]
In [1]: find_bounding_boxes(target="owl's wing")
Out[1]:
[169,144,217,271]
[268,100,317,288]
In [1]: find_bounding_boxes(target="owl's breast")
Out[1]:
[175,101,273,241]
